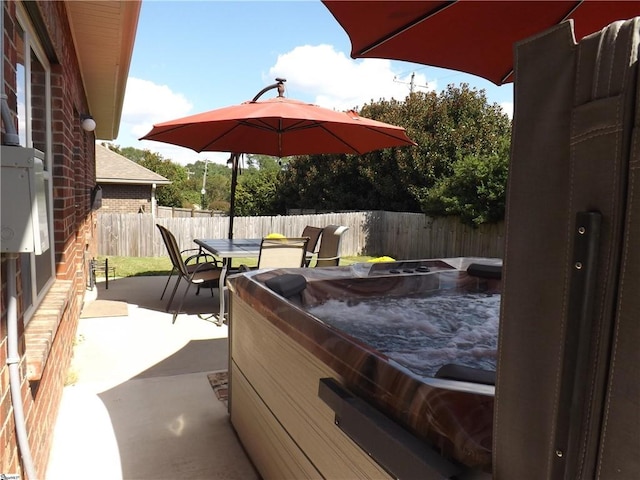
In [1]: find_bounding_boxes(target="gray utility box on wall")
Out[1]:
[1,145,50,254]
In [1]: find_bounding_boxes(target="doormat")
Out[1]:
[80,300,128,318]
[207,370,228,406]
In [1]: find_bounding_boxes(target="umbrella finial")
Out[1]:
[252,78,287,101]
[275,77,286,97]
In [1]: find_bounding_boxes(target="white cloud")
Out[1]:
[113,46,510,166]
[111,77,230,165]
[267,44,434,111]
[121,77,192,138]
[113,50,433,165]
[500,101,514,119]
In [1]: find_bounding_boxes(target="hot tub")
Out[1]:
[227,258,500,479]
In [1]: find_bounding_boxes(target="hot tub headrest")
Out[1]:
[435,363,496,386]
[467,262,502,280]
[264,273,307,299]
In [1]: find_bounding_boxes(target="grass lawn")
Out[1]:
[97,255,375,278]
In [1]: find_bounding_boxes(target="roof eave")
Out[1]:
[66,1,142,140]
[97,179,172,185]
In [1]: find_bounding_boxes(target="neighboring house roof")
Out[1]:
[65,1,141,140]
[96,145,171,185]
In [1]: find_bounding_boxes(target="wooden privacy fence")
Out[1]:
[97,211,505,260]
[156,206,226,218]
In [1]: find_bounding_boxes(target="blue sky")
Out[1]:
[110,0,513,165]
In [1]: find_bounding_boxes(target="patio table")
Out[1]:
[193,238,263,324]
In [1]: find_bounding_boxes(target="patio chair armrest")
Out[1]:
[184,251,220,267]
[316,255,340,262]
[180,247,202,256]
[190,260,222,276]
[314,255,342,267]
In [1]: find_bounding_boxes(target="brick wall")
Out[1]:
[1,2,97,478]
[100,183,153,213]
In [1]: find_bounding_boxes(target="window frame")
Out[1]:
[16,5,55,323]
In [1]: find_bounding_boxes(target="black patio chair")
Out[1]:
[156,224,222,323]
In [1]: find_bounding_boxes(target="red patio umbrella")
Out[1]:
[140,79,415,238]
[322,1,640,85]
[140,95,414,157]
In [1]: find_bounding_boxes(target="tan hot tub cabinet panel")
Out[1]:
[229,296,392,479]
[230,365,323,479]
[495,18,640,480]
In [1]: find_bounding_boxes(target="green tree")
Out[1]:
[276,84,511,223]
[103,143,152,165]
[204,170,232,211]
[234,155,283,215]
[276,152,402,212]
[105,84,511,224]
[118,146,147,163]
[136,150,189,208]
[359,85,511,217]
[183,160,233,210]
[424,137,510,225]
[104,144,231,209]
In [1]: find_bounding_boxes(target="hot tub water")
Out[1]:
[307,290,500,378]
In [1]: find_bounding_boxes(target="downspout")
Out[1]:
[2,0,38,478]
[6,254,37,480]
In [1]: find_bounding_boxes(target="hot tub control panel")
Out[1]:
[366,259,453,276]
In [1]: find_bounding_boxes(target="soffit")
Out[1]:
[66,1,141,140]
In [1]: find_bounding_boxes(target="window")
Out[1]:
[16,7,54,321]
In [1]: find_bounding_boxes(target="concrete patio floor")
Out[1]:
[46,275,259,480]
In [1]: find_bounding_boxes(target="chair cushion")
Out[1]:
[185,262,218,274]
[191,264,222,286]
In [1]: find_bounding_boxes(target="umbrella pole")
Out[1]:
[229,79,285,240]
[228,153,239,239]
